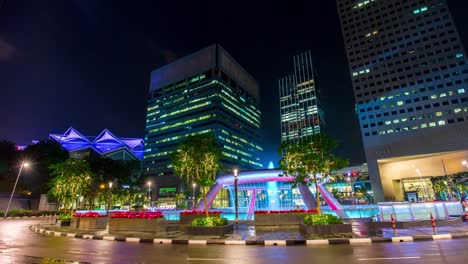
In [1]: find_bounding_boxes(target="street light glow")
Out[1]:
[462,160,467,167]
[233,169,238,177]
[22,162,29,167]
[147,181,152,187]
[109,182,113,188]
[192,183,196,187]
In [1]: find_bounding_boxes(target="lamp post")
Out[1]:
[4,162,29,219]
[233,169,238,225]
[192,183,196,199]
[147,181,152,209]
[107,182,113,215]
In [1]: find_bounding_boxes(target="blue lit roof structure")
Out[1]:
[50,127,144,160]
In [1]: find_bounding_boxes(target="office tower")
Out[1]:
[336,0,468,201]
[279,51,324,143]
[144,44,263,190]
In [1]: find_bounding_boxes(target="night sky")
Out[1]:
[1,0,467,166]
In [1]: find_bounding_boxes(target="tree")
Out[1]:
[22,140,69,195]
[87,156,142,209]
[48,159,93,212]
[0,140,20,192]
[170,133,222,217]
[280,133,348,214]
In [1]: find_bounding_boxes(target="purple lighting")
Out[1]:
[50,127,144,160]
[195,169,345,217]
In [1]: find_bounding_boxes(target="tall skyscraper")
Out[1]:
[337,0,468,201]
[279,51,324,143]
[144,44,263,190]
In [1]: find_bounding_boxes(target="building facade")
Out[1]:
[144,44,263,190]
[336,0,468,201]
[50,127,144,160]
[279,51,324,143]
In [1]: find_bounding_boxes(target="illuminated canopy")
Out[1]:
[50,127,144,160]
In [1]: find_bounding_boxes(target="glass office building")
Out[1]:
[144,44,263,186]
[279,51,324,143]
[336,0,468,201]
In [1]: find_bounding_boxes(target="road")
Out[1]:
[0,219,466,263]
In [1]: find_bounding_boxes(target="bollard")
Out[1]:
[430,212,437,235]
[391,214,397,237]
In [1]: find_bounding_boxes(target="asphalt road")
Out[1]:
[0,219,467,263]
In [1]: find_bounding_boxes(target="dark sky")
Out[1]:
[1,0,467,167]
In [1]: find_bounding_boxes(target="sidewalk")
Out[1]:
[31,219,468,246]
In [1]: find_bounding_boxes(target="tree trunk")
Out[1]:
[314,174,322,215]
[203,187,209,218]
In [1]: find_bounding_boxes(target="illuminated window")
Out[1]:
[458,89,465,94]
[435,112,442,117]
[421,124,427,128]
[438,120,446,126]
[429,122,436,127]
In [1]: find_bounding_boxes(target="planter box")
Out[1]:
[109,218,167,233]
[70,217,80,228]
[185,224,234,236]
[56,220,71,227]
[254,213,311,226]
[300,222,352,235]
[78,217,108,230]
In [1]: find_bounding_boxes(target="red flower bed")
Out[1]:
[110,211,164,219]
[180,210,223,215]
[73,211,107,218]
[254,209,317,214]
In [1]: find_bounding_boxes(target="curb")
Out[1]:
[30,225,468,246]
[1,216,50,220]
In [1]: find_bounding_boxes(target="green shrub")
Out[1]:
[303,214,343,225]
[0,211,4,217]
[58,213,72,221]
[192,216,228,227]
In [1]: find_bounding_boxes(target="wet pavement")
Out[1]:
[2,219,468,263]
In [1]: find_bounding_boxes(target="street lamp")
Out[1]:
[4,162,29,219]
[147,181,152,208]
[192,183,196,200]
[233,169,238,225]
[107,182,113,214]
[462,160,468,169]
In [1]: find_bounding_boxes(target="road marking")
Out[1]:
[264,240,286,246]
[188,240,207,245]
[432,234,452,240]
[350,238,372,245]
[68,250,102,256]
[187,258,242,261]
[357,257,420,261]
[154,239,172,244]
[307,239,329,245]
[224,240,246,245]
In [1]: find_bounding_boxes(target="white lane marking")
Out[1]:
[358,256,421,261]
[68,250,102,256]
[187,258,243,261]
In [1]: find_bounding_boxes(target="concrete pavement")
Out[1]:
[2,219,468,263]
[30,218,468,246]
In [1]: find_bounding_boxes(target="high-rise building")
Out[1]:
[279,51,324,143]
[336,0,468,201]
[144,44,263,190]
